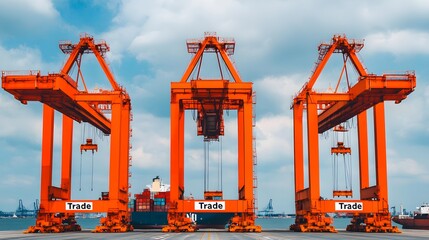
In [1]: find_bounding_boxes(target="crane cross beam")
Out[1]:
[317,74,415,133]
[2,73,113,134]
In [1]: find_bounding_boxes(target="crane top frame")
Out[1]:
[59,33,110,55]
[2,34,130,134]
[180,32,241,83]
[292,35,416,133]
[186,32,235,55]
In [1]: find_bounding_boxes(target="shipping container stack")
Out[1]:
[134,189,152,212]
[128,198,135,212]
[133,188,171,212]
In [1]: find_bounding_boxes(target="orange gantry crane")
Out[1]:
[162,33,261,232]
[290,35,416,232]
[1,34,133,233]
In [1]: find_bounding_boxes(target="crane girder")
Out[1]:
[292,34,416,133]
[2,73,112,134]
[317,74,416,133]
[171,80,252,105]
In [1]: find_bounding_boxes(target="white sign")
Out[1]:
[194,201,225,211]
[335,202,363,211]
[65,202,93,211]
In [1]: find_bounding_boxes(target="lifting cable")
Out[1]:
[79,123,86,191]
[347,125,352,190]
[204,141,210,191]
[343,154,349,189]
[219,137,223,191]
[79,152,83,191]
[332,154,338,191]
[216,50,224,80]
[335,55,348,93]
[196,53,204,80]
[343,54,351,90]
[332,124,353,192]
[90,127,96,191]
[91,151,94,191]
[79,123,97,191]
[204,138,223,192]
[218,138,220,190]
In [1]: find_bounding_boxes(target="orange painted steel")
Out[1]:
[290,35,416,233]
[162,33,261,232]
[1,34,132,233]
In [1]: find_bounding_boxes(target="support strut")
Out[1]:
[24,212,81,233]
[228,212,262,232]
[347,213,400,233]
[290,213,337,233]
[162,210,196,232]
[92,211,133,233]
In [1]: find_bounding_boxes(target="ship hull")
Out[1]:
[131,212,234,229]
[392,216,429,230]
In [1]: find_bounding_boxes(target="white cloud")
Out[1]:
[0,45,44,71]
[0,0,58,18]
[130,113,170,170]
[26,0,58,18]
[0,0,59,37]
[254,74,305,115]
[0,94,42,144]
[389,157,428,181]
[0,174,36,186]
[256,115,293,163]
[365,30,429,55]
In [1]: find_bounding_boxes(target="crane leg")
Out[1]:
[227,213,262,232]
[346,213,400,233]
[161,212,197,232]
[290,213,337,232]
[24,212,81,233]
[92,211,133,233]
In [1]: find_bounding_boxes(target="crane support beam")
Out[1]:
[164,33,260,233]
[2,34,133,233]
[290,35,415,233]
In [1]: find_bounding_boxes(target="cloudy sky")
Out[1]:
[0,0,428,217]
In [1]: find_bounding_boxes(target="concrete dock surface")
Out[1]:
[0,229,428,240]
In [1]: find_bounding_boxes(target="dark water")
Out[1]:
[0,217,400,231]
[0,218,100,231]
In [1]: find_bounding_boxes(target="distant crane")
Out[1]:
[33,199,39,216]
[16,199,37,217]
[391,206,396,216]
[259,199,274,217]
[16,199,28,217]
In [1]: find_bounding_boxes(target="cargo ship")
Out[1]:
[392,203,429,230]
[130,176,234,229]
